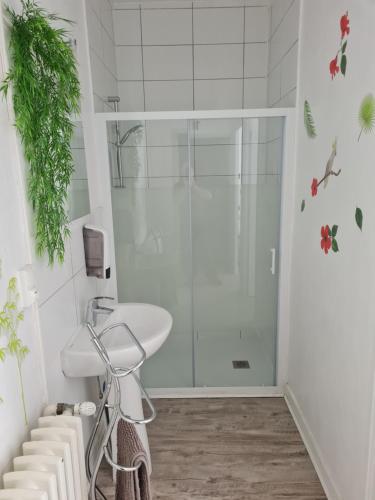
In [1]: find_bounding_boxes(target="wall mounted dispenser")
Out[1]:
[83,225,110,279]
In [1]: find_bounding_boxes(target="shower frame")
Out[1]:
[92,108,296,397]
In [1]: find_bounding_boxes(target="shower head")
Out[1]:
[120,124,143,145]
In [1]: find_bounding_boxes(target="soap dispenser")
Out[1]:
[83,225,110,279]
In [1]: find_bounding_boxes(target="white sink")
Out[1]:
[61,303,173,378]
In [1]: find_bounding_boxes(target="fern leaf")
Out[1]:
[304,100,316,138]
[358,94,375,141]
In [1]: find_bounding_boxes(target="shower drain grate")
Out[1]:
[232,360,250,369]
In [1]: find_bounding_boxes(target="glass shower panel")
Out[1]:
[191,117,284,387]
[108,120,193,388]
[108,115,284,389]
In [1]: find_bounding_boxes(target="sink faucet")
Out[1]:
[86,296,115,326]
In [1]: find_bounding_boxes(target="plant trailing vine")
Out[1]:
[0,260,29,425]
[1,0,81,264]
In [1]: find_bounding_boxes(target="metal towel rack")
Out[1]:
[85,321,156,500]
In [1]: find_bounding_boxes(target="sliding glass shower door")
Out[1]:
[108,116,284,388]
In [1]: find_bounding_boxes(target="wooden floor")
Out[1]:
[97,398,326,499]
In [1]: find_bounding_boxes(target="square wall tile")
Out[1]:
[121,146,147,178]
[146,120,189,147]
[141,9,192,45]
[100,0,115,42]
[242,142,266,175]
[244,43,268,77]
[243,78,267,107]
[116,46,143,80]
[194,44,243,79]
[86,6,103,59]
[144,81,193,111]
[278,87,296,107]
[269,0,299,70]
[267,65,281,106]
[194,118,243,145]
[280,42,298,97]
[270,0,293,36]
[194,79,243,110]
[118,81,145,111]
[87,0,101,19]
[266,138,283,174]
[194,145,241,176]
[102,28,117,76]
[245,7,269,43]
[193,8,244,44]
[143,46,193,81]
[147,146,189,177]
[113,9,141,45]
[243,117,261,144]
[93,93,104,112]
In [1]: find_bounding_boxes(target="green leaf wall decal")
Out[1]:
[301,199,306,212]
[331,225,338,237]
[304,100,317,138]
[358,94,375,141]
[355,207,363,230]
[340,54,347,75]
[332,239,339,253]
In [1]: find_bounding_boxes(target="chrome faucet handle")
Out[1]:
[86,297,115,325]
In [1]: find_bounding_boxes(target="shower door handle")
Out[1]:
[270,248,276,275]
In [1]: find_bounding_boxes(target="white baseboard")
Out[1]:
[146,386,284,398]
[284,384,341,500]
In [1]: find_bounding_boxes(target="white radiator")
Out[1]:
[1,415,88,500]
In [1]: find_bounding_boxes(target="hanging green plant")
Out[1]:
[1,0,81,264]
[304,100,317,138]
[358,94,375,141]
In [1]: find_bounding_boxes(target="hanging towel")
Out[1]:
[115,419,152,500]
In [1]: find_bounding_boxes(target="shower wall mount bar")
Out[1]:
[85,319,156,500]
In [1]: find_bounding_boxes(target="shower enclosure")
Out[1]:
[96,109,295,392]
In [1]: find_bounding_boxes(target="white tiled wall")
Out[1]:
[267,0,300,107]
[34,214,99,410]
[86,0,118,111]
[112,3,270,111]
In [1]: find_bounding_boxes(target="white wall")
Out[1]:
[288,1,375,499]
[268,0,300,107]
[0,14,46,477]
[0,0,115,477]
[86,0,118,112]
[112,0,270,111]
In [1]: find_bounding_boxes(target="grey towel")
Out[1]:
[115,419,152,500]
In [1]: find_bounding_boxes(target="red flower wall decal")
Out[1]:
[320,225,339,255]
[329,12,350,79]
[311,178,318,196]
[329,56,339,80]
[321,226,332,254]
[340,11,350,38]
